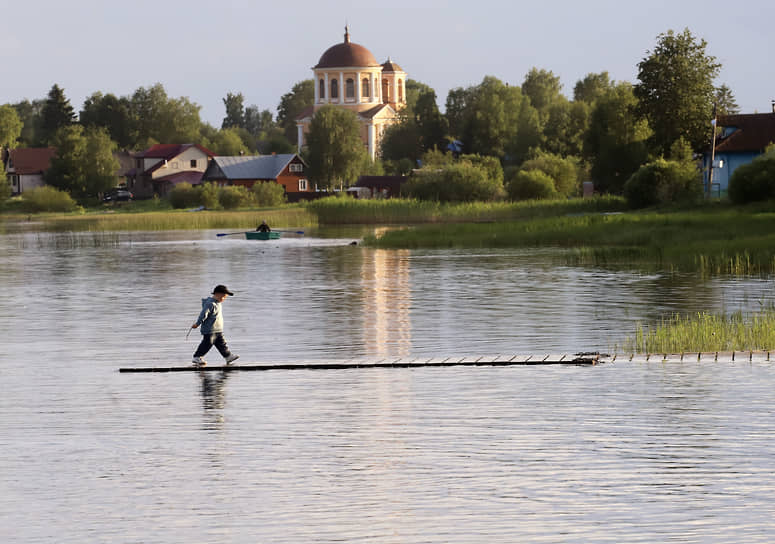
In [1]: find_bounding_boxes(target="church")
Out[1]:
[296,27,407,160]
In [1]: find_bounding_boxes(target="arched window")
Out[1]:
[331,79,338,99]
[319,79,325,99]
[382,79,389,103]
[398,79,404,102]
[346,78,355,99]
[362,78,370,98]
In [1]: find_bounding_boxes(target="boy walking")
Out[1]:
[191,284,239,367]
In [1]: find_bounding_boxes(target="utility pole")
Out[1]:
[707,103,718,198]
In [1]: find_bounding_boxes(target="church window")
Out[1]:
[382,79,389,103]
[346,78,355,98]
[362,78,370,97]
[319,79,325,99]
[398,79,404,102]
[331,79,338,99]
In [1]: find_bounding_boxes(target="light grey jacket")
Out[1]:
[195,296,224,334]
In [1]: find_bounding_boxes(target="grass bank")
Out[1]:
[618,309,775,353]
[364,204,775,274]
[1,206,316,232]
[306,195,627,224]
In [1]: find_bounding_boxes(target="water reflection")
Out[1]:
[362,249,412,357]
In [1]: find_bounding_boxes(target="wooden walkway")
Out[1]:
[118,351,773,373]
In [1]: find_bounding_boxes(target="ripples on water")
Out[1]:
[1,231,775,543]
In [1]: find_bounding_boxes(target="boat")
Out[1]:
[245,231,281,240]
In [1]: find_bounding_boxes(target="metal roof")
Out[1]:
[209,154,299,180]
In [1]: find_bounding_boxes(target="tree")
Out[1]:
[414,90,448,153]
[130,83,203,148]
[521,68,563,119]
[573,72,614,104]
[40,84,76,144]
[12,99,45,146]
[46,125,118,200]
[445,86,474,139]
[381,120,422,164]
[634,28,721,154]
[305,106,367,190]
[584,82,651,194]
[459,76,524,159]
[0,104,23,148]
[403,161,504,202]
[404,79,434,116]
[222,92,245,129]
[623,157,701,208]
[244,106,275,136]
[207,128,248,155]
[519,151,581,197]
[80,92,135,149]
[714,84,739,116]
[0,159,10,204]
[277,80,314,144]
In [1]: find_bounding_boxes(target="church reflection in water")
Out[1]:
[361,247,412,357]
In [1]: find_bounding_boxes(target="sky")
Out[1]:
[2,0,773,128]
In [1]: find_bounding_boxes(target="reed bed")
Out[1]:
[6,208,316,232]
[365,207,775,274]
[305,195,626,225]
[618,309,775,353]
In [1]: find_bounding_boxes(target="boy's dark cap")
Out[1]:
[213,284,234,296]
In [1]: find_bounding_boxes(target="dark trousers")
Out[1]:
[194,333,232,359]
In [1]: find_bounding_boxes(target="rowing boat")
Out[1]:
[245,231,281,240]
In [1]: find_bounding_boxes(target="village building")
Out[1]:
[296,26,406,160]
[202,154,309,196]
[128,143,214,198]
[704,111,775,196]
[2,147,57,196]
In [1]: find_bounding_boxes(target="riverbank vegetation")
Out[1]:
[619,309,775,353]
[362,201,775,274]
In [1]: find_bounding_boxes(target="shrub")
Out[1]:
[218,185,255,209]
[505,169,558,201]
[403,162,504,202]
[728,155,775,204]
[251,181,286,207]
[168,183,201,209]
[200,182,220,209]
[623,158,701,208]
[21,186,80,212]
[519,151,581,197]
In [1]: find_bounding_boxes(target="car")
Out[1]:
[103,188,133,203]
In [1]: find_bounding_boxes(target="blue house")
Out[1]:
[704,112,775,196]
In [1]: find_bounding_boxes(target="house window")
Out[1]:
[319,79,325,99]
[331,79,338,99]
[346,78,355,98]
[190,159,197,168]
[11,174,19,188]
[289,163,303,173]
[362,78,370,97]
[299,178,308,191]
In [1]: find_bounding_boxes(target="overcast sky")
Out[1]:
[2,0,773,127]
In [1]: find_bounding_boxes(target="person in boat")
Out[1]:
[191,285,239,367]
[256,221,271,232]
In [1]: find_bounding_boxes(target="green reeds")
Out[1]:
[618,310,775,354]
[6,208,317,232]
[305,195,626,225]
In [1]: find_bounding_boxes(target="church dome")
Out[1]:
[382,58,403,72]
[315,27,381,69]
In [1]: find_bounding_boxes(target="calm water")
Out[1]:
[2,229,775,543]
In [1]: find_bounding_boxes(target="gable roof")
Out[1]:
[135,143,215,160]
[715,113,775,153]
[7,148,57,175]
[205,154,304,181]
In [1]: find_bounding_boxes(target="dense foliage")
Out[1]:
[402,161,505,202]
[727,154,775,204]
[623,158,702,208]
[21,186,81,212]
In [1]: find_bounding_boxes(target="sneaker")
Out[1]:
[192,356,207,367]
[225,354,240,365]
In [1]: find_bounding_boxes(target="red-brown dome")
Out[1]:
[315,28,380,69]
[381,58,403,72]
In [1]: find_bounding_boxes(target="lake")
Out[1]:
[1,229,774,543]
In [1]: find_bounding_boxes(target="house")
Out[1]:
[704,112,775,196]
[295,26,406,160]
[350,175,407,198]
[2,147,57,195]
[201,154,309,194]
[129,143,215,198]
